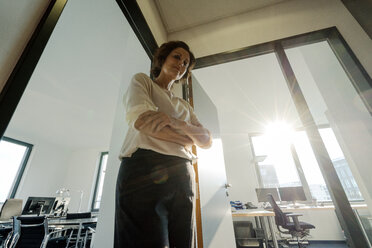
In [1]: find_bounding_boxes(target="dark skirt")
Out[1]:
[114,149,195,248]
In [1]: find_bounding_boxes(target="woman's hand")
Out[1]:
[135,111,173,133]
[168,115,212,149]
[168,118,187,130]
[134,111,193,147]
[134,110,212,149]
[175,122,212,149]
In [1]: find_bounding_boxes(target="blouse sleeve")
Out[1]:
[186,101,203,127]
[124,73,158,128]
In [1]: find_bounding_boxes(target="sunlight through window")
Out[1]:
[92,152,108,211]
[0,138,32,203]
[251,127,363,202]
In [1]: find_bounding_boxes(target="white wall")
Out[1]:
[5,129,103,213]
[64,149,102,212]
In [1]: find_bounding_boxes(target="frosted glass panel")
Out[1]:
[285,41,371,202]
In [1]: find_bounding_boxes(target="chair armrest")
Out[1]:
[42,227,73,248]
[286,213,303,231]
[286,213,303,217]
[282,212,294,222]
[5,217,21,248]
[47,227,74,238]
[4,231,20,248]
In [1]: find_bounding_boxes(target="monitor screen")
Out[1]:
[255,188,280,202]
[22,197,56,215]
[278,186,307,202]
[51,197,70,217]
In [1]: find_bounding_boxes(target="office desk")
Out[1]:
[233,209,274,217]
[0,216,97,227]
[232,209,279,248]
[49,217,97,226]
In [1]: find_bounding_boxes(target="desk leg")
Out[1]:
[259,216,269,248]
[267,216,279,248]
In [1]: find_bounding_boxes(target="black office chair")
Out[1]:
[4,216,48,248]
[267,194,315,248]
[65,212,94,248]
[4,216,72,248]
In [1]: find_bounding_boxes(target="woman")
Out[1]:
[115,41,212,248]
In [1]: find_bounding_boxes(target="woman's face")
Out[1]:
[160,47,190,80]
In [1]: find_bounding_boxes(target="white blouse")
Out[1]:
[119,73,199,161]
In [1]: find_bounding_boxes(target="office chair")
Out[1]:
[65,212,94,248]
[4,216,47,248]
[267,194,315,248]
[0,199,22,248]
[0,199,23,221]
[4,216,72,248]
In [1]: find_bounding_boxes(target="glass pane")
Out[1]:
[319,128,363,201]
[285,41,367,202]
[0,140,28,202]
[292,131,331,202]
[194,52,305,192]
[252,135,301,188]
[94,153,108,209]
[355,209,372,244]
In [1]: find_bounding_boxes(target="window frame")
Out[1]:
[249,127,364,204]
[1,136,33,200]
[91,151,108,212]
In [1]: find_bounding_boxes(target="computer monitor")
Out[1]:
[278,186,307,202]
[22,197,56,215]
[255,188,280,203]
[51,197,70,217]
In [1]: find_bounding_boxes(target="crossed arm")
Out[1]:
[134,110,212,149]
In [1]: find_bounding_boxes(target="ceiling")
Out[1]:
[152,0,289,33]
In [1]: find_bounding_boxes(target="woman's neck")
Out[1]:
[155,74,175,91]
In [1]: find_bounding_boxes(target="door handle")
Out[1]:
[224,183,232,189]
[225,183,232,197]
